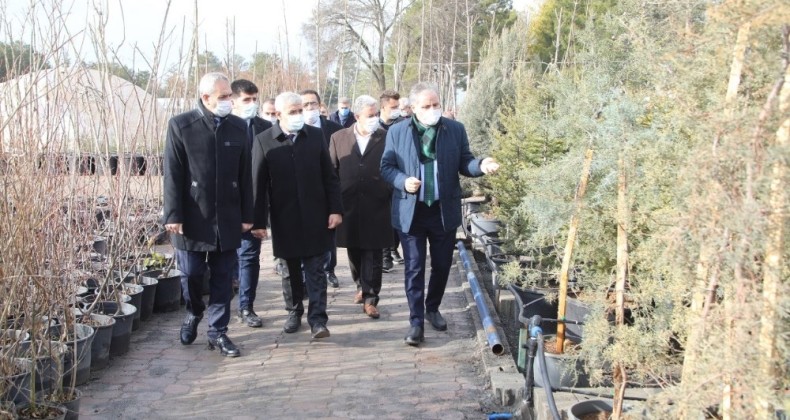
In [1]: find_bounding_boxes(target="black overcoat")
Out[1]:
[162,100,254,252]
[329,126,394,250]
[252,123,343,259]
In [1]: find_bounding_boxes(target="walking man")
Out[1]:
[230,79,272,328]
[163,72,252,357]
[380,82,499,346]
[329,95,393,318]
[300,89,343,288]
[251,92,343,339]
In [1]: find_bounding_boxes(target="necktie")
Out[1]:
[423,159,435,207]
[247,122,254,144]
[287,133,295,143]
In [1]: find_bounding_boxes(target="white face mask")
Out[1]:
[416,108,442,126]
[304,109,320,126]
[285,114,305,132]
[261,114,277,123]
[237,102,259,120]
[363,118,379,134]
[387,109,401,121]
[214,100,232,117]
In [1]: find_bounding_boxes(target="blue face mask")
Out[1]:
[339,108,350,117]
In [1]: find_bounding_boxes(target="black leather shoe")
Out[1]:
[208,334,240,357]
[426,311,447,331]
[327,272,339,288]
[382,259,394,273]
[283,313,301,333]
[391,249,404,264]
[311,324,330,339]
[239,308,262,328]
[404,326,424,346]
[179,313,202,345]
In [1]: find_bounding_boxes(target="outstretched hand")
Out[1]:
[481,157,500,175]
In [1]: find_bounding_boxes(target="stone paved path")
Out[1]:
[79,241,503,419]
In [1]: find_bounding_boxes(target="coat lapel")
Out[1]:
[361,129,385,158]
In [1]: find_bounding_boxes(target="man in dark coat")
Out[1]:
[250,91,343,339]
[163,72,253,357]
[229,79,272,329]
[380,82,500,347]
[329,95,393,319]
[329,96,356,128]
[300,89,343,288]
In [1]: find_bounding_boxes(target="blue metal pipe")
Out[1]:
[457,241,505,355]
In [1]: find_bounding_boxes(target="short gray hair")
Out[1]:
[352,95,378,114]
[274,92,302,112]
[338,96,351,105]
[198,72,229,96]
[398,97,410,107]
[408,82,440,106]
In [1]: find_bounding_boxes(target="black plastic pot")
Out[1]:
[568,399,612,420]
[509,285,559,335]
[77,313,115,371]
[61,324,95,387]
[35,387,81,420]
[144,269,183,313]
[534,335,589,389]
[22,341,66,396]
[1,358,32,405]
[128,277,158,322]
[565,297,589,342]
[122,283,144,331]
[94,302,136,357]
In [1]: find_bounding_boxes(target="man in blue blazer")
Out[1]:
[380,82,499,346]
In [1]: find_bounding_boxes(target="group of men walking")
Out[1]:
[162,72,499,357]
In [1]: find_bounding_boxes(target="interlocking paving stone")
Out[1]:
[79,241,506,419]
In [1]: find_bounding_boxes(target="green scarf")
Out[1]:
[412,115,437,162]
[413,115,438,206]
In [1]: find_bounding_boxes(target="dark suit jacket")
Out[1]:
[329,127,393,249]
[252,123,343,259]
[380,117,484,233]
[250,116,273,142]
[329,110,356,128]
[317,116,343,147]
[163,100,253,252]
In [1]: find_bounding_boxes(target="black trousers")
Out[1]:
[282,254,328,328]
[347,248,383,305]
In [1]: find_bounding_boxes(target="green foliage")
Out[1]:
[0,41,50,81]
[527,0,617,66]
[458,18,530,156]
[481,0,790,415]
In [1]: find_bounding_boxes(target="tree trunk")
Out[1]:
[556,148,593,353]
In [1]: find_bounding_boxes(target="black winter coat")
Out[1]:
[252,123,343,259]
[162,100,254,252]
[329,126,393,250]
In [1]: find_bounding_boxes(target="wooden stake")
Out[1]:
[756,25,790,419]
[556,148,593,353]
[612,152,629,419]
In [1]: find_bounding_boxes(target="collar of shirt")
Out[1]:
[353,123,372,153]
